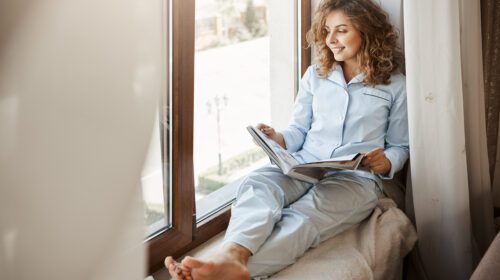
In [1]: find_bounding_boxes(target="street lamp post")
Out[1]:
[207,94,228,175]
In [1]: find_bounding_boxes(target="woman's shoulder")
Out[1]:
[301,64,324,83]
[389,72,406,86]
[305,64,339,80]
[385,72,406,91]
[306,64,320,76]
[372,72,406,98]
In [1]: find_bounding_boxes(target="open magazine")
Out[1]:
[247,125,365,184]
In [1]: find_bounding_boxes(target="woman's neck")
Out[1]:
[341,61,361,83]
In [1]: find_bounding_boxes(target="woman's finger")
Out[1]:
[363,155,380,166]
[365,147,384,156]
[256,123,268,129]
[367,150,384,160]
[370,151,385,161]
[262,127,275,136]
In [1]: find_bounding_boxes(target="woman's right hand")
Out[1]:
[256,123,286,149]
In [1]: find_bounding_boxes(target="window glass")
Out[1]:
[142,0,170,237]
[194,0,271,219]
[142,113,169,236]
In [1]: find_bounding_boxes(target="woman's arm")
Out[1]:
[380,75,410,179]
[280,66,315,153]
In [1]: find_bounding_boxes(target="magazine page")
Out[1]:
[247,126,299,172]
[287,168,325,184]
[314,153,361,163]
[296,153,363,169]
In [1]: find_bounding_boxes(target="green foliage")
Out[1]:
[198,175,226,193]
[197,148,266,194]
[144,203,164,227]
[244,0,260,36]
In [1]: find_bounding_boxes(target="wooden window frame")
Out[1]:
[301,0,311,76]
[146,0,312,274]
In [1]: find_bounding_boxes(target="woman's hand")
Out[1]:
[256,123,286,149]
[361,147,391,175]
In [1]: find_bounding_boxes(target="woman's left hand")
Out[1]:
[361,148,391,175]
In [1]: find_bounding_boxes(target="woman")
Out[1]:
[167,0,408,279]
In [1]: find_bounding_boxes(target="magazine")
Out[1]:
[247,125,365,184]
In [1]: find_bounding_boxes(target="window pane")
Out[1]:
[142,0,170,237]
[142,113,169,236]
[194,0,271,219]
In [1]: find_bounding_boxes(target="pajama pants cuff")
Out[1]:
[222,236,260,255]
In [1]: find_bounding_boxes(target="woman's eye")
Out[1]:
[338,30,347,33]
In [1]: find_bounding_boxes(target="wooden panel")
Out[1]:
[301,0,312,76]
[146,0,196,272]
[147,208,231,274]
[147,0,313,273]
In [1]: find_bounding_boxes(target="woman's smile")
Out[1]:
[330,46,345,53]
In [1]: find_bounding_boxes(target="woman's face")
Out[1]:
[324,10,362,68]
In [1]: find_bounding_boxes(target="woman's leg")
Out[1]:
[246,173,380,278]
[223,165,313,253]
[171,165,312,280]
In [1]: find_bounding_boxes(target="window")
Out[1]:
[141,0,171,237]
[193,0,273,221]
[145,0,311,273]
[142,112,169,236]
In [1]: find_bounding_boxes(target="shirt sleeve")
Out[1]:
[380,75,409,180]
[280,66,314,153]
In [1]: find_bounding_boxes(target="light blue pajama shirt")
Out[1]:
[224,64,409,278]
[283,64,409,181]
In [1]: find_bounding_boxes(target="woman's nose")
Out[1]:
[328,34,338,44]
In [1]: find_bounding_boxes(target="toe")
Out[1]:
[167,265,175,277]
[165,256,173,265]
[167,263,182,279]
[182,270,192,279]
[175,267,184,277]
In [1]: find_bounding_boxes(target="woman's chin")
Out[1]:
[333,55,344,61]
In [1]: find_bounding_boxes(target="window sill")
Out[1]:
[196,177,242,222]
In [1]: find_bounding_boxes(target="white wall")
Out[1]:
[0,0,162,279]
[269,0,298,129]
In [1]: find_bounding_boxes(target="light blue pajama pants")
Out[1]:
[223,166,381,278]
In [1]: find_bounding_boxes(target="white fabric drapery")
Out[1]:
[404,0,495,279]
[0,0,160,279]
[459,0,497,263]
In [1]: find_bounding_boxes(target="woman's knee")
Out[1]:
[238,168,287,198]
[235,172,287,215]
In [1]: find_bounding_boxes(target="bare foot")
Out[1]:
[180,243,251,280]
[165,256,192,280]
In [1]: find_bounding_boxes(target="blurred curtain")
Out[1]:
[0,0,159,279]
[483,0,500,208]
[404,0,495,279]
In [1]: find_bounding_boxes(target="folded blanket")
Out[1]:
[270,198,418,280]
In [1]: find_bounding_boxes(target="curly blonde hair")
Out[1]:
[306,0,403,85]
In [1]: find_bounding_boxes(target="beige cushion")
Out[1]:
[471,232,500,280]
[270,198,417,280]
